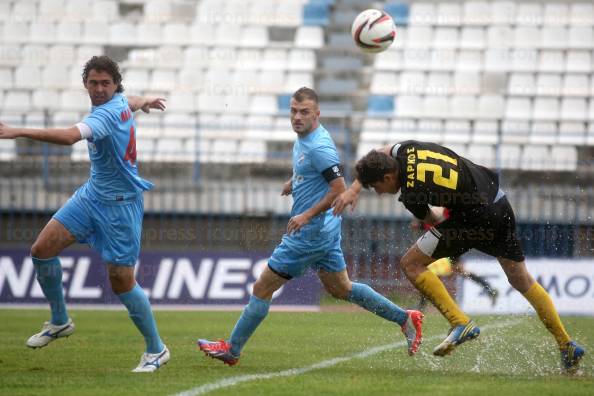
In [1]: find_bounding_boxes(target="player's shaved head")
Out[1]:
[292,87,318,105]
[356,150,398,189]
[82,55,124,93]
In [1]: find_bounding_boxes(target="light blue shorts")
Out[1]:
[53,184,143,266]
[268,233,346,279]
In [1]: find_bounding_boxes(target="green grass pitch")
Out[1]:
[1,309,592,396]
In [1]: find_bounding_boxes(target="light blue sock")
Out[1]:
[117,283,164,354]
[229,295,270,356]
[348,282,408,326]
[32,256,69,326]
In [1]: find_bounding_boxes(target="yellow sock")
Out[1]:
[414,270,470,327]
[523,282,571,348]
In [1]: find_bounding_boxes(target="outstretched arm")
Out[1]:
[0,122,81,145]
[287,177,346,234]
[127,96,167,113]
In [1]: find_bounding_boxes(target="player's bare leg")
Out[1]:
[400,245,479,356]
[27,219,77,348]
[198,266,288,365]
[318,269,424,356]
[499,258,584,371]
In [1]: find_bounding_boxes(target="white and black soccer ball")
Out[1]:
[351,9,396,53]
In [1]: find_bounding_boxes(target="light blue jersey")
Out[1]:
[268,124,346,279]
[82,93,153,201]
[53,94,151,265]
[290,124,342,240]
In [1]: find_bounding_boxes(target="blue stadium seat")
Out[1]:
[385,2,409,26]
[277,94,291,114]
[303,3,330,26]
[367,96,394,115]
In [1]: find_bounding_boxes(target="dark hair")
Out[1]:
[355,150,398,188]
[292,87,318,104]
[82,55,124,93]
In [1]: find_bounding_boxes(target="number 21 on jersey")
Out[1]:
[416,149,458,190]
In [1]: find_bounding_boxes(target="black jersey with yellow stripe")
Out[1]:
[391,140,499,219]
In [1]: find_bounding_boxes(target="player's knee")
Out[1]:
[30,241,50,259]
[323,281,351,300]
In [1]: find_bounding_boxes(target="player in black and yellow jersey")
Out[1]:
[332,140,584,372]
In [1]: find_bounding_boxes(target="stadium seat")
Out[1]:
[514,27,539,48]
[436,3,462,26]
[91,1,119,23]
[274,2,303,27]
[48,45,76,65]
[487,26,513,48]
[508,73,536,96]
[530,122,557,145]
[367,96,394,115]
[515,3,543,26]
[57,22,83,44]
[144,1,173,23]
[136,23,163,46]
[463,1,491,26]
[30,22,57,44]
[451,95,478,119]
[478,95,505,119]
[561,98,587,121]
[550,146,578,171]
[238,140,266,163]
[568,27,594,49]
[150,70,177,91]
[164,113,196,139]
[241,26,269,48]
[505,98,531,120]
[385,2,410,26]
[15,66,42,89]
[156,46,183,69]
[124,69,150,91]
[189,23,216,45]
[288,50,316,71]
[473,120,498,144]
[39,0,65,22]
[460,27,485,49]
[285,72,314,93]
[520,145,554,171]
[225,94,252,114]
[0,139,16,161]
[417,120,443,141]
[570,3,594,26]
[443,120,472,143]
[83,22,110,45]
[3,22,30,43]
[61,90,90,112]
[433,28,458,49]
[42,66,70,90]
[0,2,10,22]
[262,49,287,70]
[399,71,425,95]
[250,95,278,115]
[543,3,569,26]
[453,72,479,95]
[258,70,286,94]
[538,50,565,73]
[499,143,522,169]
[562,74,589,97]
[409,3,436,25]
[155,138,184,162]
[456,50,483,71]
[565,51,591,73]
[0,68,13,89]
[168,92,196,113]
[52,111,81,128]
[404,49,431,70]
[294,26,324,49]
[484,49,509,71]
[532,98,560,121]
[558,122,586,145]
[511,49,538,72]
[109,22,137,46]
[536,74,562,97]
[427,72,453,95]
[407,27,433,48]
[302,3,330,26]
[136,138,156,162]
[375,50,403,71]
[501,120,530,144]
[245,115,274,140]
[466,144,496,168]
[540,27,567,50]
[163,23,190,46]
[424,96,449,119]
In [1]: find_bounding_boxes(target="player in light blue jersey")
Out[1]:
[0,56,169,372]
[198,87,424,366]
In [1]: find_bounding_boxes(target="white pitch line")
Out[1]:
[173,319,523,396]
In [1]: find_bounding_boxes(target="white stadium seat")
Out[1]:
[295,26,324,49]
[550,146,577,171]
[530,122,557,145]
[520,145,552,171]
[558,122,586,146]
[544,3,569,26]
[532,98,560,121]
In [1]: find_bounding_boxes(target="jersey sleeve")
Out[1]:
[311,145,341,174]
[82,107,115,141]
[404,202,430,220]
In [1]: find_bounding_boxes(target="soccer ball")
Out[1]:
[351,9,396,53]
